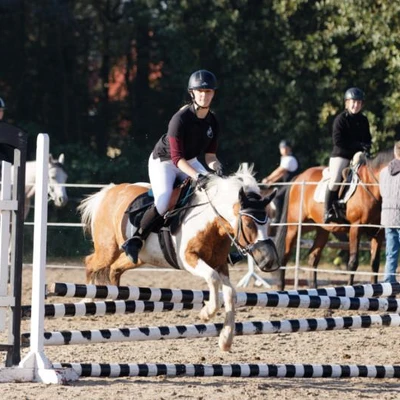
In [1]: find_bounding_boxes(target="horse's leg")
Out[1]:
[307,228,329,288]
[192,261,221,322]
[85,243,121,285]
[218,271,236,352]
[109,253,141,286]
[347,226,360,286]
[369,230,384,284]
[278,225,298,290]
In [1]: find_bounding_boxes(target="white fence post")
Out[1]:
[0,134,79,383]
[293,181,306,290]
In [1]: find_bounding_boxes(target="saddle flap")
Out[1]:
[125,177,194,234]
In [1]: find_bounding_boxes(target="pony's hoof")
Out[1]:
[218,337,232,352]
[218,327,234,352]
[199,308,211,322]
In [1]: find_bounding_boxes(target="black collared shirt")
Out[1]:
[153,104,219,166]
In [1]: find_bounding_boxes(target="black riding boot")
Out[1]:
[122,205,161,263]
[324,189,338,223]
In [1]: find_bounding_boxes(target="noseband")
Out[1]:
[204,189,270,257]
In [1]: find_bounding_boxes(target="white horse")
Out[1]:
[23,154,68,218]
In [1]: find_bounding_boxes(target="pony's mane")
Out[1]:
[231,163,260,193]
[201,163,260,205]
[368,147,393,170]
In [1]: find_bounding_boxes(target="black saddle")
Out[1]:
[126,178,194,234]
[125,179,195,268]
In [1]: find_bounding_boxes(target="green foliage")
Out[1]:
[2,0,400,259]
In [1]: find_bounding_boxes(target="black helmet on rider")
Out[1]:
[279,139,292,149]
[0,97,5,109]
[344,87,365,101]
[188,70,217,91]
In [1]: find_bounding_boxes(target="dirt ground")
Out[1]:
[1,262,400,400]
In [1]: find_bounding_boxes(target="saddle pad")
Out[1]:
[313,167,358,204]
[313,168,330,203]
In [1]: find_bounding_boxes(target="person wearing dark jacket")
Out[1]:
[0,97,5,121]
[324,87,372,223]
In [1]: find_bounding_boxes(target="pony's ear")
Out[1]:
[58,153,65,164]
[263,188,277,206]
[49,154,55,163]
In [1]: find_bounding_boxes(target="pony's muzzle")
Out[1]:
[249,238,281,272]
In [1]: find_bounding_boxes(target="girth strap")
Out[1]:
[158,227,180,269]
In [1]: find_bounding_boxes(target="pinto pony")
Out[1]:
[78,165,280,351]
[272,149,393,289]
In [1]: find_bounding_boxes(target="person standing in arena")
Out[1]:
[380,139,400,285]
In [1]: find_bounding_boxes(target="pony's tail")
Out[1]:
[78,184,115,236]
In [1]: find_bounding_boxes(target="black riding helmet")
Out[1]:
[344,87,365,101]
[188,70,217,91]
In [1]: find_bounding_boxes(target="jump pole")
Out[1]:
[21,313,400,347]
[47,281,400,302]
[15,134,78,383]
[52,362,400,378]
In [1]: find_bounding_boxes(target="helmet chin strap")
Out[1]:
[194,101,210,110]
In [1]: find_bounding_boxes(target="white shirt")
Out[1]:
[280,155,298,172]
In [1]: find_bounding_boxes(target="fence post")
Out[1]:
[293,181,306,290]
[17,134,79,383]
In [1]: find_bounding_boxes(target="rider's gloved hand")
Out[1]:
[215,164,224,177]
[196,173,209,190]
[360,142,371,158]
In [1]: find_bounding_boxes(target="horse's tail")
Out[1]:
[78,184,115,236]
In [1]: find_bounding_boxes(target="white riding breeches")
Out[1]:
[148,153,208,215]
[328,157,350,191]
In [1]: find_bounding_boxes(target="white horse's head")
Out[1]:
[192,164,280,272]
[48,154,68,207]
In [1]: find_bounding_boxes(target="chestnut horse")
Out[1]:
[78,165,279,351]
[272,149,393,289]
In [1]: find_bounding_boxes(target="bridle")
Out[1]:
[204,188,278,263]
[355,161,381,204]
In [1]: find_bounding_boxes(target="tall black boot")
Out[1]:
[324,189,338,223]
[122,205,161,263]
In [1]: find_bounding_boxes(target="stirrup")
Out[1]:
[121,236,143,264]
[324,212,347,224]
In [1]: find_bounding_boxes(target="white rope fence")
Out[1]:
[33,180,392,287]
